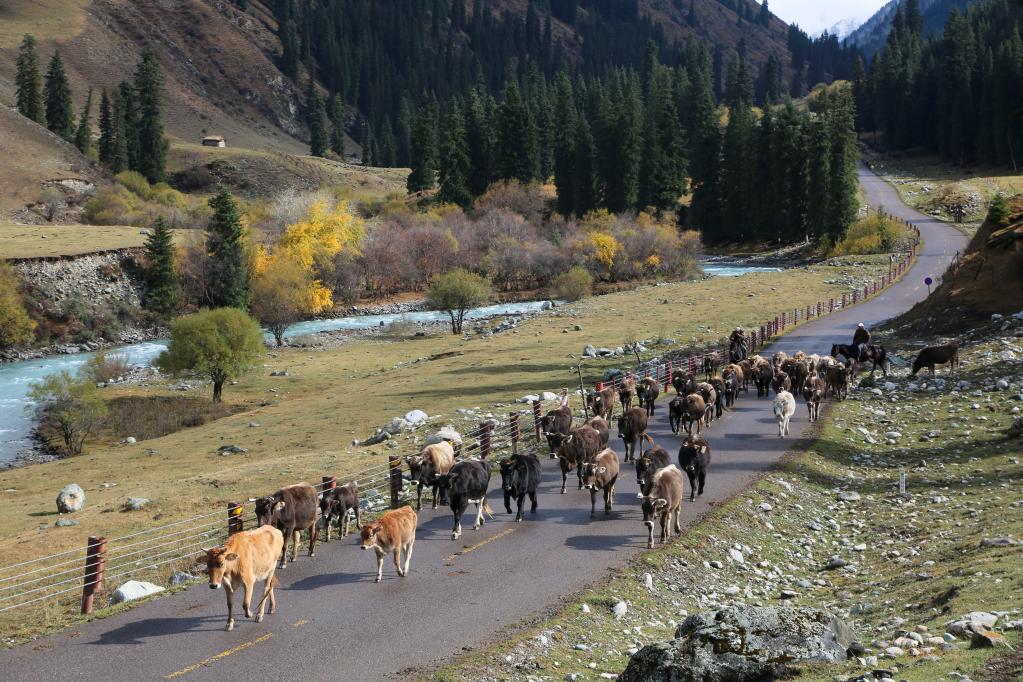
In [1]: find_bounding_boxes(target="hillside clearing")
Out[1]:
[0,258,895,643]
[434,322,1023,681]
[0,223,188,259]
[0,0,88,48]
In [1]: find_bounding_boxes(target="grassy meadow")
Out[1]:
[0,223,190,259]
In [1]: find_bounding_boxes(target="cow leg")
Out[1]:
[560,468,568,495]
[604,487,612,515]
[646,518,655,549]
[402,538,414,576]
[354,506,362,530]
[255,572,273,623]
[698,470,706,497]
[291,528,300,563]
[688,472,696,502]
[674,507,682,534]
[242,578,254,619]
[267,574,277,614]
[660,513,668,544]
[431,483,439,510]
[277,529,289,569]
[577,463,584,490]
[322,513,331,543]
[515,493,524,522]
[529,490,538,513]
[224,583,235,631]
[341,510,350,538]
[589,488,597,519]
[504,490,513,515]
[415,485,423,512]
[308,522,318,558]
[393,547,402,577]
[452,507,463,540]
[374,547,384,583]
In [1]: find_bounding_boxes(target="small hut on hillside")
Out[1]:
[201,135,226,148]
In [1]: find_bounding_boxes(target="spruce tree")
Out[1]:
[110,89,130,173]
[638,68,685,213]
[143,217,180,317]
[407,99,438,192]
[806,118,831,241]
[134,51,167,182]
[378,118,398,167]
[720,100,755,241]
[496,80,539,184]
[572,116,598,217]
[44,51,74,140]
[206,189,250,310]
[437,104,473,209]
[306,82,328,157]
[328,94,345,157]
[98,89,114,164]
[823,87,860,241]
[465,88,495,195]
[117,81,141,172]
[686,68,722,239]
[552,73,578,216]
[15,35,45,125]
[74,88,93,156]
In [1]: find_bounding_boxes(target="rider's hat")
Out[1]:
[857,323,865,328]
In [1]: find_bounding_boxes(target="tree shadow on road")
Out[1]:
[93,615,214,645]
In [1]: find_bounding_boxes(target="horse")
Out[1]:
[729,339,748,363]
[830,343,890,377]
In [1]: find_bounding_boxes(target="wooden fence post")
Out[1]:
[510,413,520,455]
[388,456,402,508]
[81,536,107,615]
[479,421,493,459]
[322,475,337,492]
[227,501,244,535]
[532,400,542,443]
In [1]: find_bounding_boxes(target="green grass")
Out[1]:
[433,328,1023,681]
[0,0,89,48]
[0,223,188,259]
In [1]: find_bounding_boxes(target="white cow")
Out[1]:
[773,390,796,438]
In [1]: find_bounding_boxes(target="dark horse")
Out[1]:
[831,343,890,377]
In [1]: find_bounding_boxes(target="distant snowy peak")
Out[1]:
[824,16,865,39]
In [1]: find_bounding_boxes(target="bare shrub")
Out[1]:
[553,265,593,302]
[475,180,547,224]
[82,350,132,384]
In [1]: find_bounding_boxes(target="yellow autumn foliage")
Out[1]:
[276,199,365,271]
[588,232,620,270]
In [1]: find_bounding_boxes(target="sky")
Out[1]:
[765,0,891,35]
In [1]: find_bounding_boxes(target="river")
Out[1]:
[0,262,779,463]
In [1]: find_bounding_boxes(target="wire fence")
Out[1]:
[0,227,921,618]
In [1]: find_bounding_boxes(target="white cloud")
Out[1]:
[764,0,891,35]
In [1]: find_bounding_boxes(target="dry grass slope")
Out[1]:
[0,223,188,259]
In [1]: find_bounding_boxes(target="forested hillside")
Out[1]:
[845,0,982,58]
[853,0,1023,169]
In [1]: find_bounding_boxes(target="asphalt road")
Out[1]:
[0,167,968,681]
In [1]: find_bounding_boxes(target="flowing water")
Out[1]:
[0,263,777,463]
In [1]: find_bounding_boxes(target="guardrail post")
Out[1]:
[532,399,542,443]
[817,302,822,317]
[664,360,672,392]
[388,456,402,508]
[227,501,244,535]
[322,475,336,491]
[81,536,107,615]
[479,421,493,459]
[510,413,520,455]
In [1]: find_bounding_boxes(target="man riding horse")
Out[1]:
[830,323,890,377]
[852,323,870,362]
[729,327,748,363]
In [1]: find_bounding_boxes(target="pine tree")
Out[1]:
[98,89,114,164]
[465,88,495,195]
[306,82,328,157]
[407,98,438,192]
[328,94,345,157]
[806,117,831,240]
[206,189,250,310]
[437,104,473,209]
[638,68,685,213]
[823,87,860,241]
[15,35,45,125]
[44,51,74,140]
[110,88,130,173]
[378,118,398,167]
[720,99,755,241]
[74,87,93,156]
[552,73,578,216]
[117,81,141,172]
[143,217,180,317]
[496,80,539,184]
[134,52,168,182]
[572,116,598,217]
[687,68,722,238]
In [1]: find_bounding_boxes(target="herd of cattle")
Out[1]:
[200,343,962,631]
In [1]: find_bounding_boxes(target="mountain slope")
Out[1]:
[845,0,981,56]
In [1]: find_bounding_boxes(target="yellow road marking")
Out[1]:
[164,633,273,679]
[446,528,516,561]
[292,620,307,628]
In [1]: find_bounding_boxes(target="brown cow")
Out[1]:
[618,376,637,412]
[672,369,697,396]
[637,376,661,416]
[773,350,788,370]
[737,360,753,393]
[586,386,615,422]
[254,483,319,569]
[702,351,721,380]
[682,394,707,435]
[635,442,671,497]
[585,415,610,448]
[540,405,573,458]
[556,424,602,494]
[405,441,456,511]
[668,395,686,434]
[911,344,960,376]
[641,465,684,549]
[772,370,792,396]
[360,505,417,583]
[697,382,719,422]
[826,363,852,401]
[319,481,361,541]
[616,407,649,463]
[581,448,620,518]
[203,525,284,631]
[802,375,825,422]
[753,358,774,398]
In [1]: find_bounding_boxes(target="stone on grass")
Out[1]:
[124,436,137,444]
[169,571,197,587]
[110,580,164,605]
[54,518,80,527]
[980,537,1015,548]
[427,427,462,445]
[836,491,861,502]
[614,601,628,618]
[404,409,429,425]
[56,484,85,513]
[971,629,1011,649]
[619,605,855,682]
[217,444,248,455]
[125,497,150,511]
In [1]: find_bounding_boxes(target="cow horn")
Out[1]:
[247,497,256,503]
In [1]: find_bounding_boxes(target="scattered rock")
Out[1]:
[125,497,150,511]
[56,484,85,513]
[269,370,288,377]
[614,601,628,618]
[217,444,248,455]
[54,518,80,527]
[110,580,164,605]
[583,345,597,358]
[169,571,197,587]
[403,409,429,425]
[837,491,861,502]
[124,436,137,445]
[517,395,540,404]
[728,548,745,564]
[970,629,1011,649]
[823,556,849,571]
[427,427,462,445]
[979,537,1015,548]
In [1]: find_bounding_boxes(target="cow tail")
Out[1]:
[482,498,494,519]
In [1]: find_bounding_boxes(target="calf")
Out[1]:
[499,453,541,521]
[789,359,810,395]
[737,360,753,393]
[709,376,726,417]
[682,393,707,435]
[772,370,792,396]
[437,459,493,540]
[585,415,610,448]
[203,525,283,631]
[754,359,774,398]
[319,481,361,541]
[635,443,671,497]
[254,482,319,569]
[637,377,660,416]
[668,396,686,434]
[911,344,960,376]
[773,350,788,370]
[556,424,602,493]
[773,390,796,437]
[672,369,697,396]
[826,363,851,401]
[697,382,719,423]
[359,506,417,583]
[405,441,456,511]
[802,375,825,422]
[677,434,711,501]
[581,448,619,518]
[616,407,649,463]
[586,386,615,422]
[641,465,684,549]
[540,405,573,458]
[702,351,721,380]
[618,376,637,412]
[722,366,741,408]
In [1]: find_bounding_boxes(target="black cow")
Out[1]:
[637,377,660,416]
[436,460,493,540]
[319,481,361,541]
[499,453,541,521]
[677,435,711,502]
[635,443,672,497]
[668,396,686,434]
[254,482,319,568]
[540,406,573,458]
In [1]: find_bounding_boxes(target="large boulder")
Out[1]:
[619,605,856,682]
[427,426,463,445]
[56,484,85,514]
[110,580,164,605]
